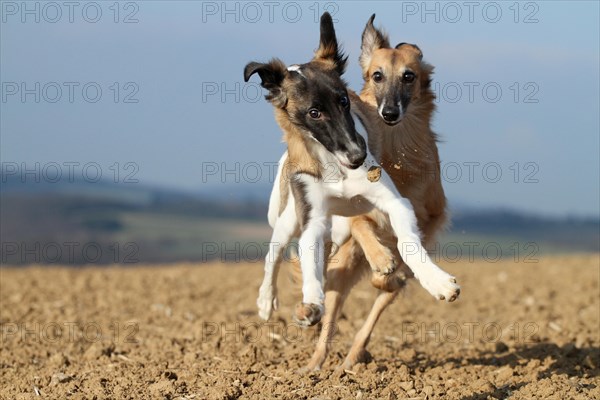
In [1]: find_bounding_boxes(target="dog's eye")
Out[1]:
[372,72,383,83]
[308,108,321,119]
[340,96,349,108]
[403,71,416,83]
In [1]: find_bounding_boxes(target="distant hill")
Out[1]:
[1,175,598,265]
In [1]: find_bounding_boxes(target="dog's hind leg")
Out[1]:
[257,196,298,321]
[302,288,344,372]
[302,239,368,372]
[340,287,402,370]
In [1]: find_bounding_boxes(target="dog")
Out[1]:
[244,13,460,332]
[300,14,457,371]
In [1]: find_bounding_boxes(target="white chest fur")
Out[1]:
[320,112,386,214]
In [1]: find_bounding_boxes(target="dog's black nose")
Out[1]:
[382,106,400,122]
[347,151,367,169]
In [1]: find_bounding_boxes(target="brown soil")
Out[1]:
[1,255,599,399]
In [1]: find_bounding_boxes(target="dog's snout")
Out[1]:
[382,106,400,123]
[347,150,367,169]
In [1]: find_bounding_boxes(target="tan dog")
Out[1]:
[303,15,453,371]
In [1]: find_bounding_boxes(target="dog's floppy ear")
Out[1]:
[244,59,288,108]
[360,14,390,72]
[313,12,348,75]
[396,42,423,61]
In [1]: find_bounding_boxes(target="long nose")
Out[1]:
[381,105,400,122]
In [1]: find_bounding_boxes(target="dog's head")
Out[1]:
[359,14,433,125]
[244,13,367,169]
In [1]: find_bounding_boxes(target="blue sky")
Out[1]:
[1,1,599,217]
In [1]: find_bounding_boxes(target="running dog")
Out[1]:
[244,13,459,331]
[302,15,457,371]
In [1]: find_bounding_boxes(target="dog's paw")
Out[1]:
[293,302,323,327]
[417,269,460,302]
[299,351,327,374]
[257,287,278,321]
[338,348,372,372]
[370,271,407,292]
[368,246,397,275]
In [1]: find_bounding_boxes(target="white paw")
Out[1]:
[257,285,278,320]
[416,268,460,302]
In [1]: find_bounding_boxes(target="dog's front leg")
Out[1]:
[292,174,329,327]
[361,173,460,302]
[350,215,397,275]
[330,215,351,249]
[257,195,298,321]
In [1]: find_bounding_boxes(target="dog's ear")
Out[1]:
[360,14,390,72]
[313,12,348,75]
[244,59,288,108]
[395,42,423,61]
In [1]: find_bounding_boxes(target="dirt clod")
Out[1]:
[367,166,382,182]
[50,373,72,386]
